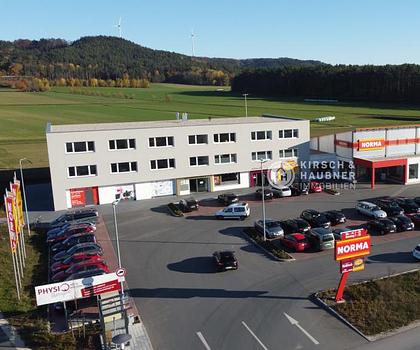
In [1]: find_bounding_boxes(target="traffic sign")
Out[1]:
[116,267,126,277]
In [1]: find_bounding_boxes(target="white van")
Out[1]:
[215,202,250,220]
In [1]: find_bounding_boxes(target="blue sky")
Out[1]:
[2,0,420,65]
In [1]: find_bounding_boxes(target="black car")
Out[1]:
[217,193,239,205]
[366,218,397,235]
[31,208,98,234]
[323,210,346,226]
[255,188,274,200]
[280,219,311,235]
[388,215,414,232]
[178,197,199,212]
[50,233,96,254]
[290,183,309,196]
[391,198,420,214]
[213,251,238,271]
[300,209,331,228]
[375,199,404,216]
[52,243,103,262]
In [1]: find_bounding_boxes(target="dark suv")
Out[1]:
[375,199,404,216]
[300,209,331,228]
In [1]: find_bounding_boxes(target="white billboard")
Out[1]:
[35,272,125,306]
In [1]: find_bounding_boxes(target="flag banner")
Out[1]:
[10,183,21,236]
[5,195,17,253]
[13,180,25,228]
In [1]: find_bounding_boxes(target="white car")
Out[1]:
[215,202,250,220]
[413,244,420,260]
[272,186,292,197]
[356,201,387,218]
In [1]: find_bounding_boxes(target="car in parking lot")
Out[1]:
[255,188,274,200]
[305,228,335,251]
[47,223,96,244]
[254,219,284,239]
[50,253,103,274]
[215,202,250,220]
[50,233,96,254]
[300,209,331,228]
[414,197,420,206]
[356,201,387,218]
[213,251,238,271]
[280,218,311,235]
[366,218,397,235]
[52,243,103,262]
[51,260,109,282]
[375,199,404,216]
[412,244,420,260]
[290,183,309,196]
[309,181,323,193]
[408,213,420,227]
[65,268,107,281]
[388,215,414,232]
[323,210,346,226]
[280,233,310,252]
[391,198,420,214]
[271,186,292,197]
[217,193,239,205]
[178,197,199,212]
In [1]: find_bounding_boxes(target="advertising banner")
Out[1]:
[4,195,17,253]
[35,272,125,306]
[358,138,385,151]
[340,258,365,273]
[335,235,371,261]
[340,228,367,240]
[14,180,25,227]
[70,189,86,207]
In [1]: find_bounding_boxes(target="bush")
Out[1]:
[243,227,291,260]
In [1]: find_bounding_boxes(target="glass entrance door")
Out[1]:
[189,178,208,192]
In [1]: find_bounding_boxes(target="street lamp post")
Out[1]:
[19,158,32,238]
[242,93,249,118]
[112,200,124,294]
[259,159,268,241]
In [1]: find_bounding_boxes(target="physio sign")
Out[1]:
[358,138,385,151]
[335,235,371,261]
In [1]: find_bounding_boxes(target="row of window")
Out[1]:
[65,129,300,153]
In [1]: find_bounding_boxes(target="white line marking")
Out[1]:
[196,331,212,350]
[284,313,320,345]
[241,321,269,350]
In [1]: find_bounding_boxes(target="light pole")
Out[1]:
[242,93,249,118]
[19,158,32,238]
[259,159,268,241]
[112,200,124,294]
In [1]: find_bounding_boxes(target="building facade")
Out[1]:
[46,115,310,210]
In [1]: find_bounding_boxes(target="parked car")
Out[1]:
[47,221,96,241]
[255,188,274,200]
[323,210,346,226]
[271,186,292,198]
[51,260,109,282]
[280,233,310,252]
[300,209,331,228]
[280,219,311,235]
[215,202,250,220]
[305,228,335,251]
[412,244,420,260]
[50,233,96,254]
[217,193,239,205]
[375,199,404,216]
[413,197,420,206]
[408,213,420,227]
[65,269,107,281]
[391,198,420,214]
[52,243,103,262]
[388,215,414,232]
[213,251,238,271]
[290,183,309,196]
[31,208,98,234]
[309,181,323,193]
[178,197,199,212]
[366,218,397,235]
[356,201,387,218]
[50,253,103,274]
[47,224,96,244]
[254,219,284,239]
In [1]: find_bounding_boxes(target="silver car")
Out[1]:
[356,201,387,218]
[254,219,284,239]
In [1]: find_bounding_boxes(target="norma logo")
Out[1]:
[115,268,126,277]
[335,235,371,261]
[358,138,385,151]
[36,282,70,295]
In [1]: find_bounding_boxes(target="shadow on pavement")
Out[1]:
[150,205,171,216]
[367,251,415,264]
[185,215,217,220]
[341,207,367,221]
[167,256,216,273]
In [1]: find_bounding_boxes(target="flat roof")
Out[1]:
[47,114,307,133]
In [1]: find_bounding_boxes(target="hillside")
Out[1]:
[0,36,323,85]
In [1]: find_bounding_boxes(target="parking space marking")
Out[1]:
[241,321,269,350]
[196,331,212,350]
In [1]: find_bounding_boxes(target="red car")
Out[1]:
[309,181,323,193]
[51,260,109,282]
[47,225,96,244]
[50,253,102,274]
[280,233,310,252]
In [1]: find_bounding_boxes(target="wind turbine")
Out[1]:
[114,17,122,38]
[190,29,195,57]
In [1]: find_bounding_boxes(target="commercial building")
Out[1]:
[310,125,420,188]
[46,115,310,210]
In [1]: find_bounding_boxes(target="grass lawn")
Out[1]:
[318,270,420,336]
[0,83,420,168]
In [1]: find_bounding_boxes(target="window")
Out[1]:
[188,134,208,144]
[215,154,237,164]
[409,164,419,179]
[110,161,138,173]
[109,139,136,150]
[251,151,272,161]
[189,156,209,166]
[279,148,299,158]
[65,141,95,153]
[251,130,272,141]
[214,133,236,143]
[214,172,240,185]
[150,158,175,170]
[279,129,299,139]
[149,136,174,147]
[68,165,97,177]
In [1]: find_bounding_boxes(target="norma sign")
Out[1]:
[335,235,371,261]
[358,138,385,151]
[340,258,365,273]
[35,272,125,306]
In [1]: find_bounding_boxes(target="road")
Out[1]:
[100,183,420,350]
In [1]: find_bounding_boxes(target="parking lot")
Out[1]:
[95,182,420,350]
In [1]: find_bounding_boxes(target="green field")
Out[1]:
[1,83,420,168]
